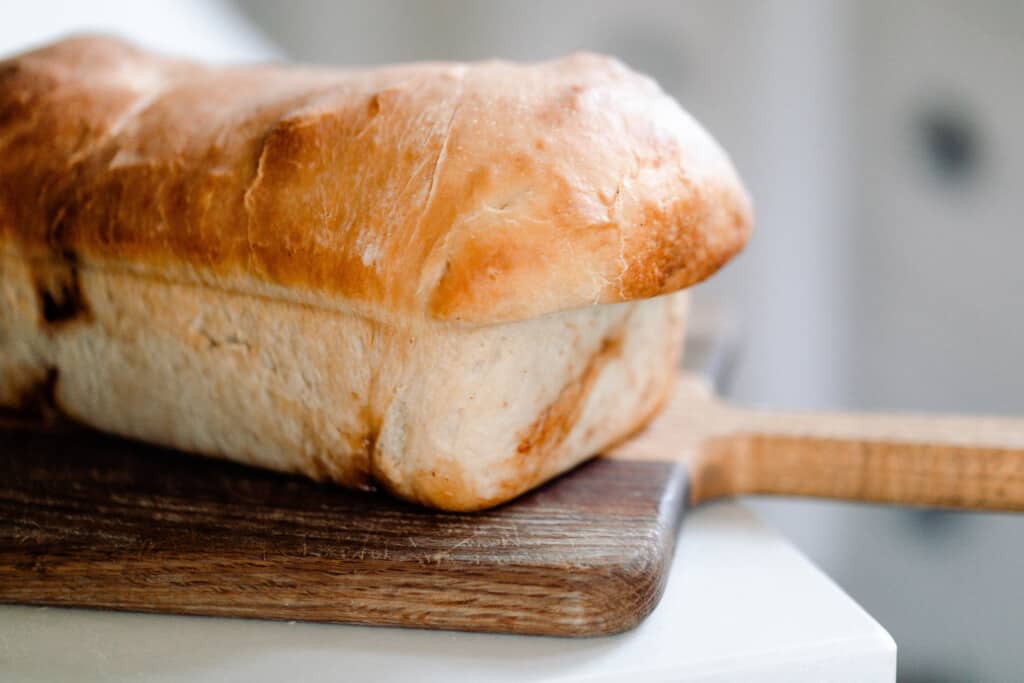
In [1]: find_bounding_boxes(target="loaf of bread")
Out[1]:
[0,36,751,510]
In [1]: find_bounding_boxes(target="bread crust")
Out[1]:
[0,36,750,325]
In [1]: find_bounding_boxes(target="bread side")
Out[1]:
[0,35,748,325]
[1,245,685,509]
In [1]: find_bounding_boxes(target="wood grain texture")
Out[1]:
[612,374,1024,511]
[0,425,687,636]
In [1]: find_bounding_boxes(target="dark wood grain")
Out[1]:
[0,426,687,636]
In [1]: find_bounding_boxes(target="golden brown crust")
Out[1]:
[0,35,750,324]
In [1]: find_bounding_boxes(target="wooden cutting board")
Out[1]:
[0,426,685,637]
[3,368,1024,636]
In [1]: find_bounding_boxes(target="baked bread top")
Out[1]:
[0,35,751,324]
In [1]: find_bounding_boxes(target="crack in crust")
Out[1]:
[517,320,628,457]
[30,250,92,327]
[0,366,61,424]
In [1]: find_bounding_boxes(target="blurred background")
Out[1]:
[3,1,1022,680]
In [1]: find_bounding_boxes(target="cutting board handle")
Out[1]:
[611,375,1024,512]
[693,403,1024,511]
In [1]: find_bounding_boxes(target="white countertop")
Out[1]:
[0,502,895,682]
